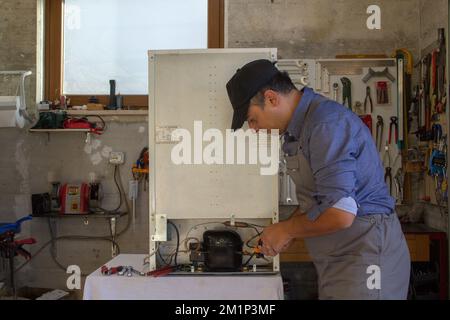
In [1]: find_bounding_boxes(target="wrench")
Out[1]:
[333,83,339,101]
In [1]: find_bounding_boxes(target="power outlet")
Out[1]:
[109,152,125,165]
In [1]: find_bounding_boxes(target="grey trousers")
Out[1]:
[304,213,411,300]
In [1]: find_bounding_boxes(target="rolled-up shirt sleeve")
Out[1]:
[306,120,357,221]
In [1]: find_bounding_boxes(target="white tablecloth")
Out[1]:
[83,254,284,300]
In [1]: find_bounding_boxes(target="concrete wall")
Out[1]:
[226,0,422,61]
[0,0,448,294]
[419,0,447,51]
[0,0,38,113]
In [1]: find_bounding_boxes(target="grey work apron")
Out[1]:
[284,99,411,300]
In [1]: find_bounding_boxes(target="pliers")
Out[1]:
[385,167,393,195]
[383,143,393,195]
[388,116,398,145]
[364,86,373,113]
[341,77,352,109]
[376,116,384,152]
[394,168,404,203]
[101,265,123,275]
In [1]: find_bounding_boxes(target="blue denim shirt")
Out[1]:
[283,87,395,220]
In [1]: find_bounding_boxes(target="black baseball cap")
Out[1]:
[226,59,279,130]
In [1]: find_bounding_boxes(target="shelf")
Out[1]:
[32,212,126,219]
[29,128,90,133]
[316,58,396,75]
[38,110,148,116]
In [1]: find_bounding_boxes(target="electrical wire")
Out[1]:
[185,222,225,239]
[91,115,106,132]
[157,249,170,266]
[245,222,267,229]
[167,221,180,266]
[245,232,262,249]
[242,252,256,267]
[99,165,122,213]
[158,237,200,267]
[115,164,132,237]
[6,236,120,279]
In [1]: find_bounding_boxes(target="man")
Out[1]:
[226,59,410,300]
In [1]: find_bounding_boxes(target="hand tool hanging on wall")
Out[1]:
[359,115,373,133]
[430,50,438,115]
[394,168,405,204]
[341,77,352,109]
[432,123,443,144]
[364,86,373,113]
[408,86,420,134]
[383,143,393,196]
[332,83,339,102]
[436,28,446,114]
[376,115,384,152]
[362,67,396,83]
[394,49,413,152]
[376,81,389,104]
[391,152,404,204]
[354,101,363,114]
[429,138,447,204]
[389,116,398,145]
[424,53,432,132]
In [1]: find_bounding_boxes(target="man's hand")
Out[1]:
[259,221,294,256]
[259,207,355,256]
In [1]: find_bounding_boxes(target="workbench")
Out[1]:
[280,223,448,299]
[280,223,445,262]
[83,254,284,300]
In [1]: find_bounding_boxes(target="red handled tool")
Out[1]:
[388,116,398,145]
[147,265,174,277]
[359,115,373,133]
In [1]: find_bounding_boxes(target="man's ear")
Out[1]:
[264,90,279,108]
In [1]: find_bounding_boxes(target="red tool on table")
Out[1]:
[147,265,174,277]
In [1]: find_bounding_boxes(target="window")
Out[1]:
[45,0,224,106]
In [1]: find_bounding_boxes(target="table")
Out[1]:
[83,254,284,300]
[401,223,448,300]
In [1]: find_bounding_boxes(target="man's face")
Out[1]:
[246,90,290,133]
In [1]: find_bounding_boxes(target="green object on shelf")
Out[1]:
[31,111,67,129]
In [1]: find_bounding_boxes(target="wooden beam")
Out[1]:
[44,0,63,101]
[67,95,148,108]
[208,0,224,48]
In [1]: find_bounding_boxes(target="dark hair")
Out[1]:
[250,71,296,107]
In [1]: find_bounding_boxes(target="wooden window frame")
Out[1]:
[44,0,224,107]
